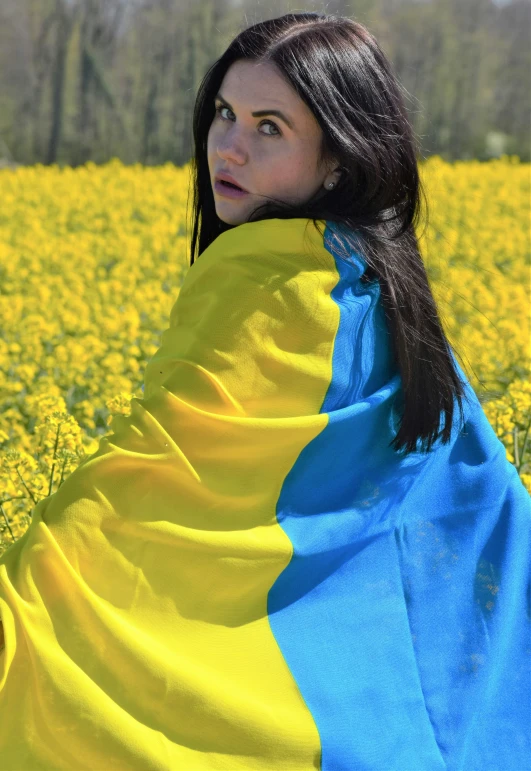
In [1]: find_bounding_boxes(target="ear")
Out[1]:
[329,159,343,180]
[326,164,342,188]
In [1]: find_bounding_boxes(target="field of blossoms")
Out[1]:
[0,156,529,556]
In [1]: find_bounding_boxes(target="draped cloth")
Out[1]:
[0,217,529,771]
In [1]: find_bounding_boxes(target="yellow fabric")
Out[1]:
[0,217,338,769]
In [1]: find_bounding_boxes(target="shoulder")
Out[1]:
[171,218,337,327]
[203,217,329,267]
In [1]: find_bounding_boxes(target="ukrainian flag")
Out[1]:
[0,218,529,769]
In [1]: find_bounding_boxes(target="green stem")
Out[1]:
[58,456,68,488]
[48,422,62,498]
[517,417,531,474]
[513,425,520,469]
[0,503,16,543]
[15,467,38,505]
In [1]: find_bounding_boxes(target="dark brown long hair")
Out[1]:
[187,12,471,456]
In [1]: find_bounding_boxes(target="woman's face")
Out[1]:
[207,59,341,226]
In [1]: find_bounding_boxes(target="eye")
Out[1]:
[260,121,281,137]
[214,105,232,121]
[214,104,281,137]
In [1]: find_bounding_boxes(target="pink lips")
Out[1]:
[214,171,249,199]
[214,179,249,199]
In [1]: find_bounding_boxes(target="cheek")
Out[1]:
[261,152,315,191]
[206,126,216,160]
[207,121,222,161]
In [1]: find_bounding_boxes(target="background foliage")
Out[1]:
[0,0,529,168]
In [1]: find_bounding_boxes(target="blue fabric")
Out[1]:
[268,220,531,770]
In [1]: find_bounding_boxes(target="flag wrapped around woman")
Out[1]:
[0,217,529,770]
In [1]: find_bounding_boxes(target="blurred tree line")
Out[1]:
[0,0,528,168]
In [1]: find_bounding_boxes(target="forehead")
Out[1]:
[221,60,291,96]
[219,60,319,126]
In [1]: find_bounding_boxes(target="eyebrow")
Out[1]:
[214,92,294,130]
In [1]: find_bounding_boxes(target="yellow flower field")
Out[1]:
[0,157,529,555]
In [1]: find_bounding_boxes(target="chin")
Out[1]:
[215,207,248,227]
[217,213,241,226]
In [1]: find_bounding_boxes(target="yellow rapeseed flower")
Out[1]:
[0,157,529,554]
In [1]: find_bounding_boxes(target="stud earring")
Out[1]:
[327,182,335,189]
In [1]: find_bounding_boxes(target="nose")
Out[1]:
[216,129,247,165]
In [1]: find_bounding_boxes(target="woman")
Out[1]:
[1,12,529,770]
